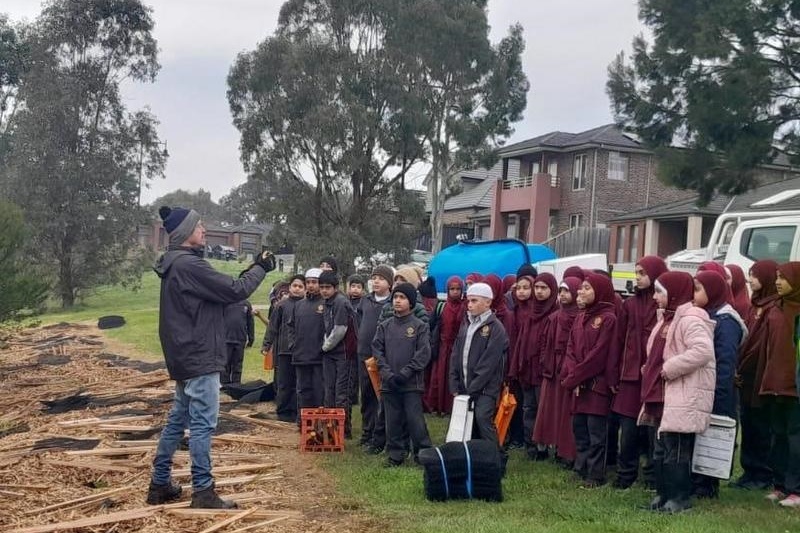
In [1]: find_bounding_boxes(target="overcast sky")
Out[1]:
[3,0,646,204]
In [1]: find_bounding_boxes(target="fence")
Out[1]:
[543,227,610,258]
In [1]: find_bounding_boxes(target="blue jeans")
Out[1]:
[151,373,220,491]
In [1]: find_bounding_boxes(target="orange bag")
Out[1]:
[494,385,517,446]
[262,349,274,371]
[364,357,382,399]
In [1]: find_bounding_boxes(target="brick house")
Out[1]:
[487,124,698,243]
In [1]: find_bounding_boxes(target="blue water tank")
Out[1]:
[427,239,557,292]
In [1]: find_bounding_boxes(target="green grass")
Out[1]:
[319,416,800,533]
[39,259,284,382]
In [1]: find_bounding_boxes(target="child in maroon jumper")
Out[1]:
[424,275,464,415]
[760,262,800,508]
[733,259,779,490]
[535,276,582,465]
[515,273,559,460]
[505,275,535,448]
[561,272,618,487]
[609,255,667,489]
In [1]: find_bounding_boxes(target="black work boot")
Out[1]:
[190,483,238,509]
[146,479,182,505]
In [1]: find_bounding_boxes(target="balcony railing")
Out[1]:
[502,176,533,189]
[501,174,560,189]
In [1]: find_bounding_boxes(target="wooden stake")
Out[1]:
[9,505,163,533]
[171,463,279,477]
[197,508,258,533]
[58,415,153,428]
[227,515,292,533]
[43,459,138,474]
[219,411,296,432]
[21,485,134,517]
[65,446,153,456]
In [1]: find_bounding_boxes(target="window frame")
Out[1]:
[607,151,629,181]
[572,154,587,191]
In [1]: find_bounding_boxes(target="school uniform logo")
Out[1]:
[591,316,603,329]
[480,325,490,337]
[316,304,324,314]
[405,327,415,338]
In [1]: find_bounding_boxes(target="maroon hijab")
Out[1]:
[698,261,728,279]
[583,272,616,308]
[726,264,751,318]
[533,273,559,319]
[465,272,483,285]
[563,266,585,281]
[695,270,730,311]
[656,271,695,314]
[750,260,779,304]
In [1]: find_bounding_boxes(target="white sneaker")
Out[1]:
[766,490,786,502]
[779,494,800,508]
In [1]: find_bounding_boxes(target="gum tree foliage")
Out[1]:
[401,1,528,252]
[0,201,49,322]
[227,0,431,273]
[608,0,800,204]
[228,0,525,265]
[0,1,166,307]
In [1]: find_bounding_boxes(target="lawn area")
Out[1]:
[39,259,285,382]
[323,414,800,533]
[30,260,800,533]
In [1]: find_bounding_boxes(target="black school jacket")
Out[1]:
[448,313,509,400]
[288,293,325,366]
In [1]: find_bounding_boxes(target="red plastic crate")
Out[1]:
[300,408,345,453]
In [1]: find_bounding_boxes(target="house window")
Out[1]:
[547,162,559,187]
[530,161,540,176]
[629,225,640,262]
[569,213,584,229]
[548,215,557,239]
[616,226,626,262]
[608,151,629,181]
[572,154,587,190]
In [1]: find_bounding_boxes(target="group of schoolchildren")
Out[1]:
[260,253,800,514]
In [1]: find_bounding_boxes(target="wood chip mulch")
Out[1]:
[0,324,378,533]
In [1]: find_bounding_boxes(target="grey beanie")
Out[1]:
[159,206,201,247]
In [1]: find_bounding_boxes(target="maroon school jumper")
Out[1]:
[424,276,464,415]
[561,281,618,417]
[534,277,581,460]
[609,256,667,418]
[515,274,559,388]
[506,275,535,384]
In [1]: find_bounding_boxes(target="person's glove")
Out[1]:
[255,251,276,273]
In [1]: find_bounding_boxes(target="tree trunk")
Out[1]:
[59,252,75,309]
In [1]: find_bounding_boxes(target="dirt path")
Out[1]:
[0,324,379,533]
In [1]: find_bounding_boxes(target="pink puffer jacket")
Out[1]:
[646,302,716,436]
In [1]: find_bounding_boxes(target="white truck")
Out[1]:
[666,209,798,275]
[723,215,800,272]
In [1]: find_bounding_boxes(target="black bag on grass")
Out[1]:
[418,440,503,502]
[221,380,275,403]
